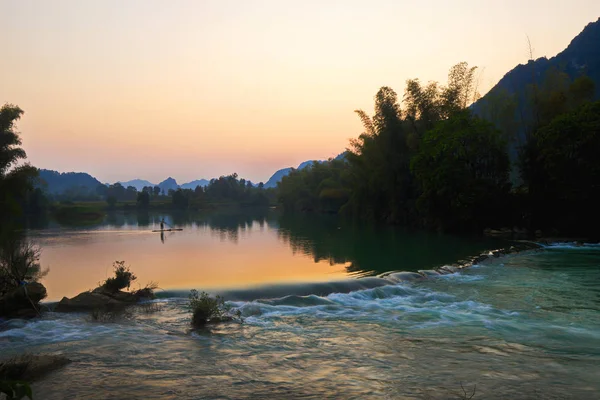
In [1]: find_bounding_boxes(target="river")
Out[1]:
[1,210,599,399]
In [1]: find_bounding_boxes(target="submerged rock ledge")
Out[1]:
[380,240,544,283]
[0,354,71,382]
[55,286,154,312]
[0,282,47,319]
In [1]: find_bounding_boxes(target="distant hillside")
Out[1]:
[118,179,156,191]
[264,154,346,188]
[180,179,210,190]
[473,18,600,181]
[38,169,103,195]
[158,177,178,194]
[264,168,293,189]
[475,18,600,121]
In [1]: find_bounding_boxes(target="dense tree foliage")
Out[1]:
[170,174,273,210]
[276,61,599,235]
[136,191,150,209]
[410,112,509,232]
[0,104,48,301]
[278,160,350,213]
[0,104,38,219]
[277,62,502,231]
[521,101,600,234]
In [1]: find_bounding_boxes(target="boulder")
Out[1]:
[56,286,153,312]
[0,282,47,319]
[56,291,124,312]
[418,270,441,277]
[472,254,489,264]
[439,265,460,274]
[0,354,71,382]
[484,228,513,237]
[386,272,424,282]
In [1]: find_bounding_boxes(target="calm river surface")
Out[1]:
[2,210,599,399]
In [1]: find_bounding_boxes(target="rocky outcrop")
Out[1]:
[0,282,47,319]
[383,241,544,282]
[0,354,71,382]
[55,286,154,312]
[483,227,529,238]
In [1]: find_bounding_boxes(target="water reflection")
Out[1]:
[277,213,504,276]
[28,209,504,300]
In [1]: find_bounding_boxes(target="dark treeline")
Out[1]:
[97,173,275,211]
[22,173,275,214]
[278,62,599,235]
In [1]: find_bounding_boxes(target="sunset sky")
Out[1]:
[2,1,599,184]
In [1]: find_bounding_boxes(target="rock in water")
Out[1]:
[0,282,47,319]
[386,272,424,282]
[0,354,71,382]
[56,291,125,312]
[56,286,154,312]
[418,270,442,277]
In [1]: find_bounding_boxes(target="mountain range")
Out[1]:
[38,169,103,195]
[117,177,210,192]
[38,154,343,195]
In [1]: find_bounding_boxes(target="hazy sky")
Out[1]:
[2,1,599,184]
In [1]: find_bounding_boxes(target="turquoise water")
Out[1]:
[1,241,599,399]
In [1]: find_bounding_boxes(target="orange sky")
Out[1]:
[2,1,599,184]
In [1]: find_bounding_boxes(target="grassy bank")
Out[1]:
[50,203,105,226]
[50,200,277,221]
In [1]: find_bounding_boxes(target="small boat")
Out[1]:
[152,228,183,232]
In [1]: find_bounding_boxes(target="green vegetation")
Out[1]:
[276,62,599,235]
[0,354,71,399]
[521,101,600,234]
[50,203,105,226]
[410,111,510,232]
[189,289,241,327]
[0,104,38,221]
[0,233,48,298]
[102,261,137,293]
[0,380,32,400]
[278,160,350,213]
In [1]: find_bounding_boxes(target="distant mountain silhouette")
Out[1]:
[118,179,156,191]
[158,177,178,194]
[264,168,293,189]
[180,179,210,190]
[38,169,103,194]
[263,153,347,188]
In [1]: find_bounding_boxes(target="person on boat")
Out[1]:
[160,219,165,230]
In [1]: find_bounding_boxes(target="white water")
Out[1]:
[2,244,600,398]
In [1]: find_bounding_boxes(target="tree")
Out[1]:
[440,62,480,115]
[106,183,125,201]
[347,86,414,223]
[411,111,510,232]
[278,159,349,213]
[125,185,138,201]
[0,231,48,297]
[0,104,38,219]
[106,195,117,209]
[136,191,150,209]
[522,101,600,233]
[153,186,160,197]
[96,184,108,198]
[403,79,442,140]
[172,189,189,210]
